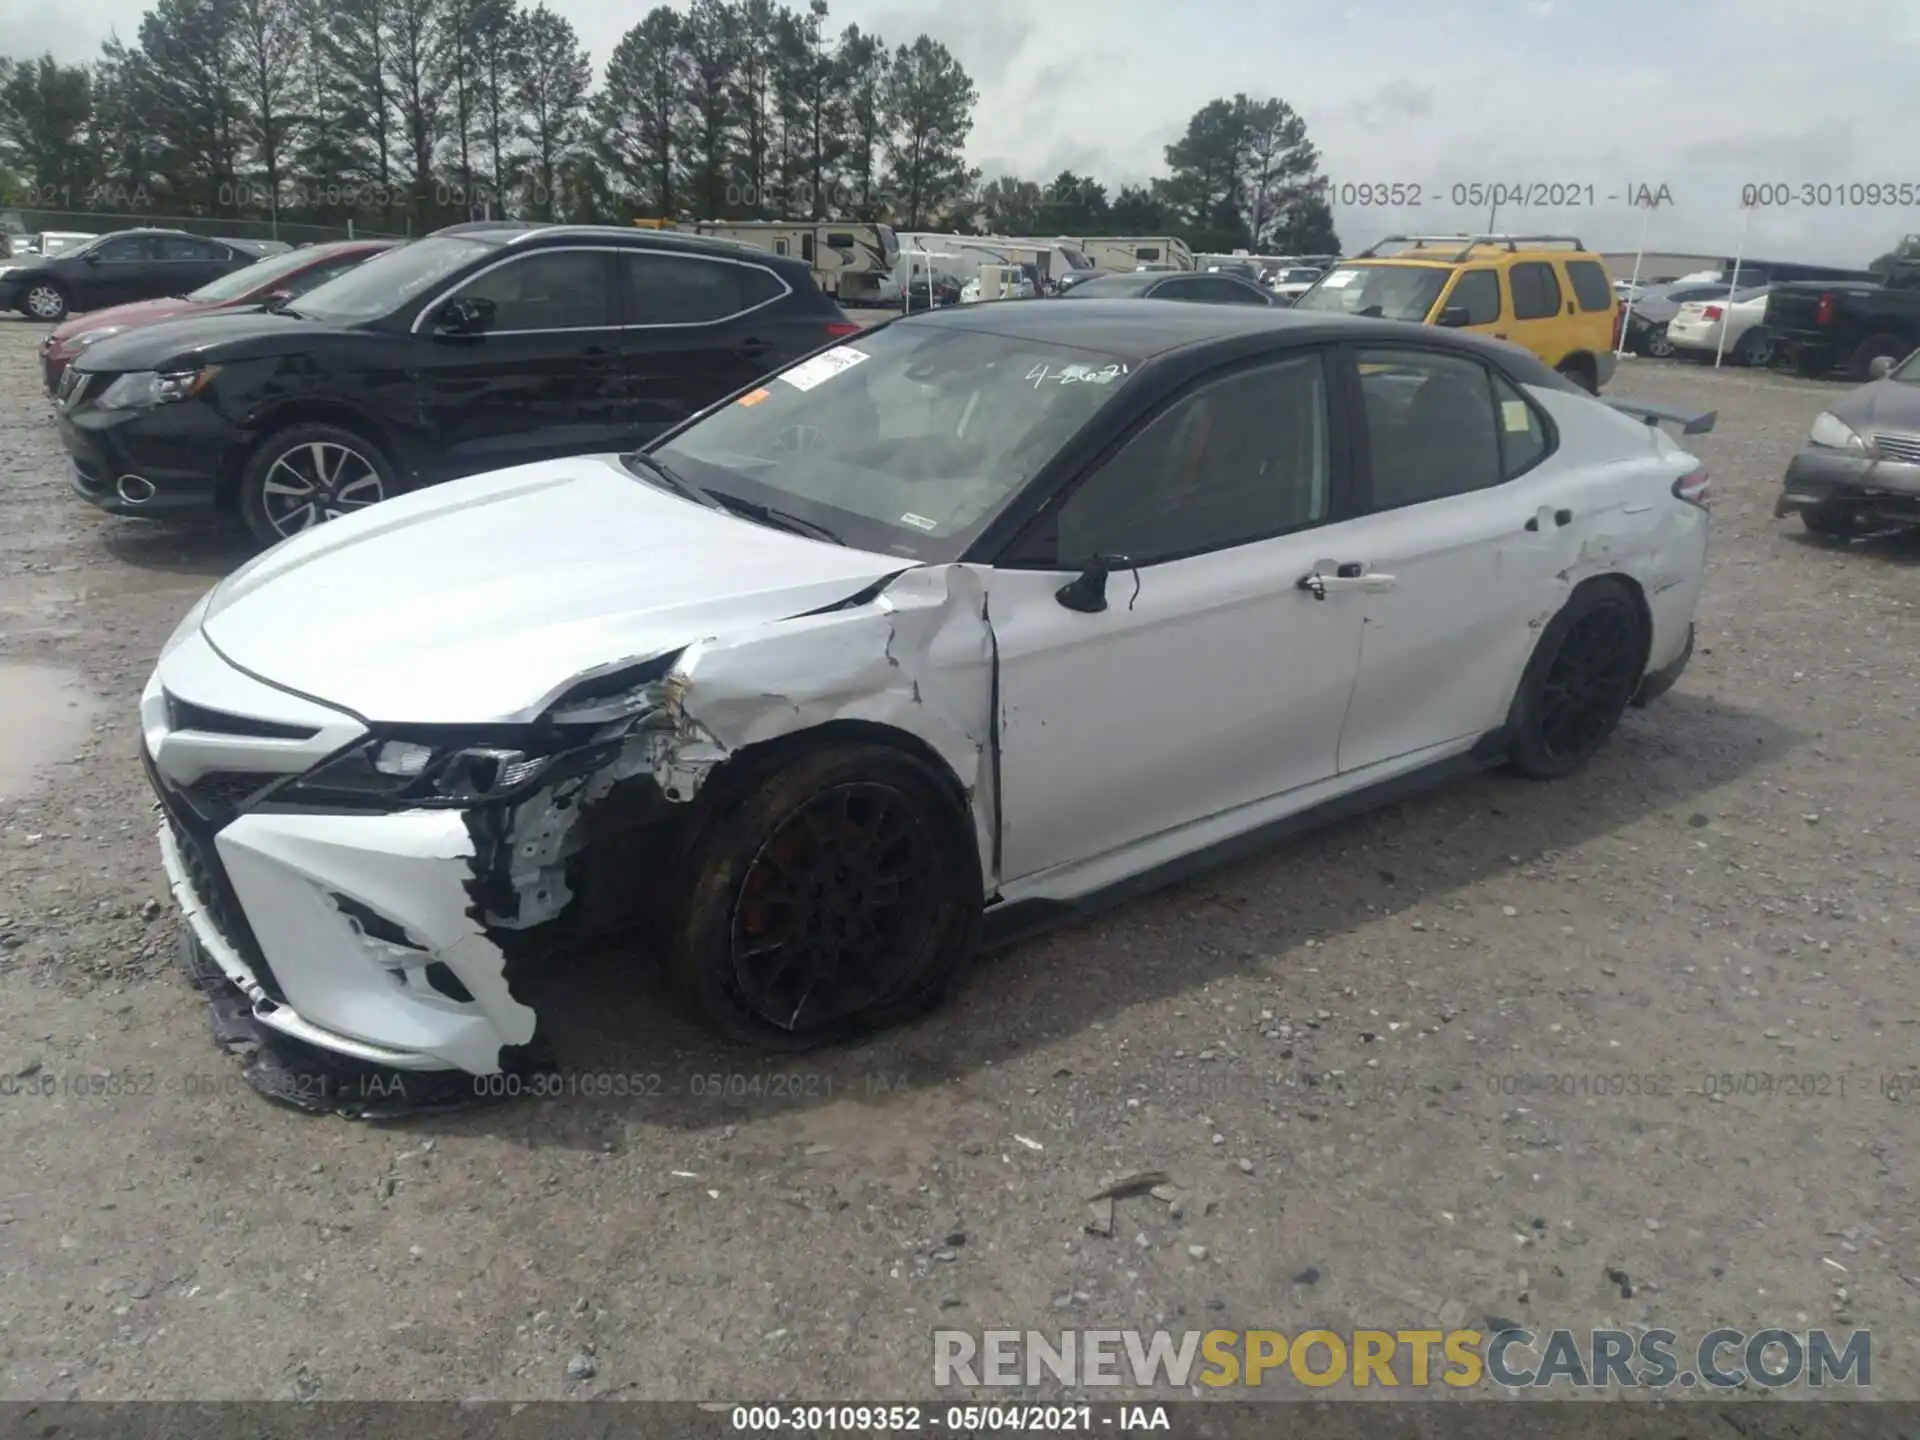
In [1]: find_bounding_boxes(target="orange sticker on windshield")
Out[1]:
[738,388,771,406]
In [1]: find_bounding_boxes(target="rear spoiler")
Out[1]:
[1603,398,1717,435]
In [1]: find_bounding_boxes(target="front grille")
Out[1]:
[1871,431,1920,464]
[185,770,281,814]
[144,747,287,1004]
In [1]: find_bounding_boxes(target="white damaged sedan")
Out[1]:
[142,300,1714,1084]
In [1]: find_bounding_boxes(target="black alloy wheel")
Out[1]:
[1507,581,1646,778]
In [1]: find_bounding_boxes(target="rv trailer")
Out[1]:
[1076,236,1196,273]
[680,220,898,305]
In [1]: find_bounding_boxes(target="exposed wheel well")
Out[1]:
[220,405,403,506]
[687,719,979,855]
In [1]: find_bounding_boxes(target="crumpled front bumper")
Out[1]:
[145,625,539,1077]
[1775,446,1920,518]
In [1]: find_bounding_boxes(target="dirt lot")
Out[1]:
[2,316,1918,1405]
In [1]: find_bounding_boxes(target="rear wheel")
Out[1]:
[1850,333,1911,382]
[1733,328,1774,366]
[23,282,67,321]
[669,744,980,1048]
[237,423,395,545]
[1641,328,1676,359]
[1505,580,1647,779]
[1556,356,1599,394]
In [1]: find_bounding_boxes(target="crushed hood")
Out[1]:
[1830,378,1920,433]
[201,455,915,724]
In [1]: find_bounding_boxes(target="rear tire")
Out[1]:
[1733,328,1774,367]
[237,423,396,546]
[1556,356,1599,394]
[1504,580,1647,780]
[1850,333,1912,382]
[1642,328,1676,359]
[668,744,980,1049]
[23,282,67,321]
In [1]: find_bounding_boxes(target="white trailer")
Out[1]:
[1076,236,1195,273]
[682,220,899,305]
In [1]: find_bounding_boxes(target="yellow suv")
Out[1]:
[1292,234,1619,392]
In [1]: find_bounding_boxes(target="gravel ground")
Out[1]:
[2,315,1917,1405]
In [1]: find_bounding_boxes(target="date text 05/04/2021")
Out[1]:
[1322,181,1675,208]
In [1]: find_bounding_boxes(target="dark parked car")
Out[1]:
[1053,268,1105,295]
[1775,346,1920,535]
[0,229,273,322]
[57,222,860,543]
[1060,270,1274,306]
[40,239,397,395]
[1767,279,1920,380]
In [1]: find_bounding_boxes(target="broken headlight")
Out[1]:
[278,730,610,809]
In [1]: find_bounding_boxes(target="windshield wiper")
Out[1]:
[620,451,712,506]
[703,488,845,545]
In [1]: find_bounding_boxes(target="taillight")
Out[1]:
[1672,468,1710,509]
[1814,291,1835,325]
[823,321,860,337]
[1702,305,1724,321]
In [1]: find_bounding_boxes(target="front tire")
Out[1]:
[237,423,395,545]
[1800,504,1863,539]
[1641,328,1677,359]
[1504,580,1647,779]
[24,282,67,321]
[669,744,980,1049]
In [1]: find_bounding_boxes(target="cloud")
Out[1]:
[6,0,1917,262]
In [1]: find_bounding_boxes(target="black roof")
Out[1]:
[896,297,1577,392]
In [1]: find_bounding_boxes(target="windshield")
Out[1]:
[1295,264,1449,322]
[187,246,334,303]
[292,236,482,323]
[651,324,1134,561]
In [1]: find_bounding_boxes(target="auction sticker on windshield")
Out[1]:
[1320,270,1359,288]
[780,347,870,391]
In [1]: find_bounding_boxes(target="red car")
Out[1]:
[39,239,396,395]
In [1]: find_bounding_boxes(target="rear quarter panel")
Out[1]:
[1527,385,1707,673]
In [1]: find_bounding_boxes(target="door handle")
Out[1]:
[1525,504,1570,532]
[1296,568,1397,600]
[738,337,772,356]
[1493,332,1509,339]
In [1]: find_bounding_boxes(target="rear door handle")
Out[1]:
[738,337,772,357]
[1297,567,1397,600]
[1524,505,1573,531]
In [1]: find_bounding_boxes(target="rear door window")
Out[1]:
[1509,262,1564,321]
[1564,259,1614,312]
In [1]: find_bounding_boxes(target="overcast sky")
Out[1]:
[8,0,1916,264]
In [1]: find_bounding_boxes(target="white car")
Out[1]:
[141,302,1712,1087]
[1665,286,1774,364]
[1267,266,1326,302]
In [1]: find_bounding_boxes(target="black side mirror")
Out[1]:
[82,251,102,264]
[264,289,294,312]
[433,295,494,336]
[1436,305,1472,327]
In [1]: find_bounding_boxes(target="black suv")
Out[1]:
[0,229,271,322]
[57,223,860,543]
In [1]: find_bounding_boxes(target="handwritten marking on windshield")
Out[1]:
[1026,361,1129,389]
